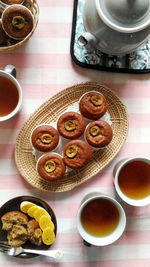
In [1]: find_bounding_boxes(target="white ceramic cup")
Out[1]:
[77,192,126,246]
[0,65,22,122]
[114,157,150,206]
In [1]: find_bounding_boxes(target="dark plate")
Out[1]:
[0,196,57,258]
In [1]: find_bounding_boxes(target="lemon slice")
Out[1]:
[33,207,50,222]
[42,227,55,245]
[39,215,55,231]
[20,201,36,213]
[27,206,39,217]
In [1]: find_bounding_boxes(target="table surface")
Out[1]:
[0,0,150,266]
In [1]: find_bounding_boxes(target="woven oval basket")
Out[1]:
[15,82,129,192]
[0,0,39,52]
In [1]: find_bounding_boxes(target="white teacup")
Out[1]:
[77,192,126,246]
[0,65,22,122]
[114,157,150,206]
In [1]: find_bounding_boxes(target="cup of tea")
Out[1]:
[114,157,150,206]
[77,192,126,246]
[0,65,22,122]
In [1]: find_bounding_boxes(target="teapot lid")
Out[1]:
[96,0,150,32]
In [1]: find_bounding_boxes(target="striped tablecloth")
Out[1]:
[0,0,150,266]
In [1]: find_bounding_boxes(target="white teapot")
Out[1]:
[78,0,150,55]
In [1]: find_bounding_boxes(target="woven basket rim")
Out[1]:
[15,82,129,192]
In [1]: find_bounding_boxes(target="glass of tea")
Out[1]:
[114,157,150,206]
[0,65,22,122]
[77,192,126,246]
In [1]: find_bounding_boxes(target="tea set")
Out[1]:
[78,0,150,55]
[0,0,150,259]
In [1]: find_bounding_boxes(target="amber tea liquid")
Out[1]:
[118,160,150,199]
[0,76,19,117]
[81,198,119,237]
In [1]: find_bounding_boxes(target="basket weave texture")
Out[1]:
[0,0,39,52]
[15,82,129,192]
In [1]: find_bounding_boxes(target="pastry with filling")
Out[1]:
[1,5,34,40]
[79,91,108,120]
[57,111,86,139]
[85,120,113,148]
[37,153,66,180]
[63,140,92,169]
[1,211,28,231]
[7,224,28,247]
[27,219,42,246]
[1,211,29,247]
[31,125,59,152]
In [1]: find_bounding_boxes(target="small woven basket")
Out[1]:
[0,0,39,52]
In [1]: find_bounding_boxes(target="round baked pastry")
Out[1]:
[7,224,28,247]
[63,140,92,169]
[1,0,24,4]
[37,153,66,181]
[57,111,86,139]
[79,91,108,120]
[1,211,28,231]
[0,19,8,46]
[31,125,59,153]
[1,5,34,40]
[85,120,113,148]
[27,219,42,246]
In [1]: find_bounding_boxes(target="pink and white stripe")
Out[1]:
[0,0,150,266]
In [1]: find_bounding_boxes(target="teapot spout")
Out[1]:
[78,32,97,51]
